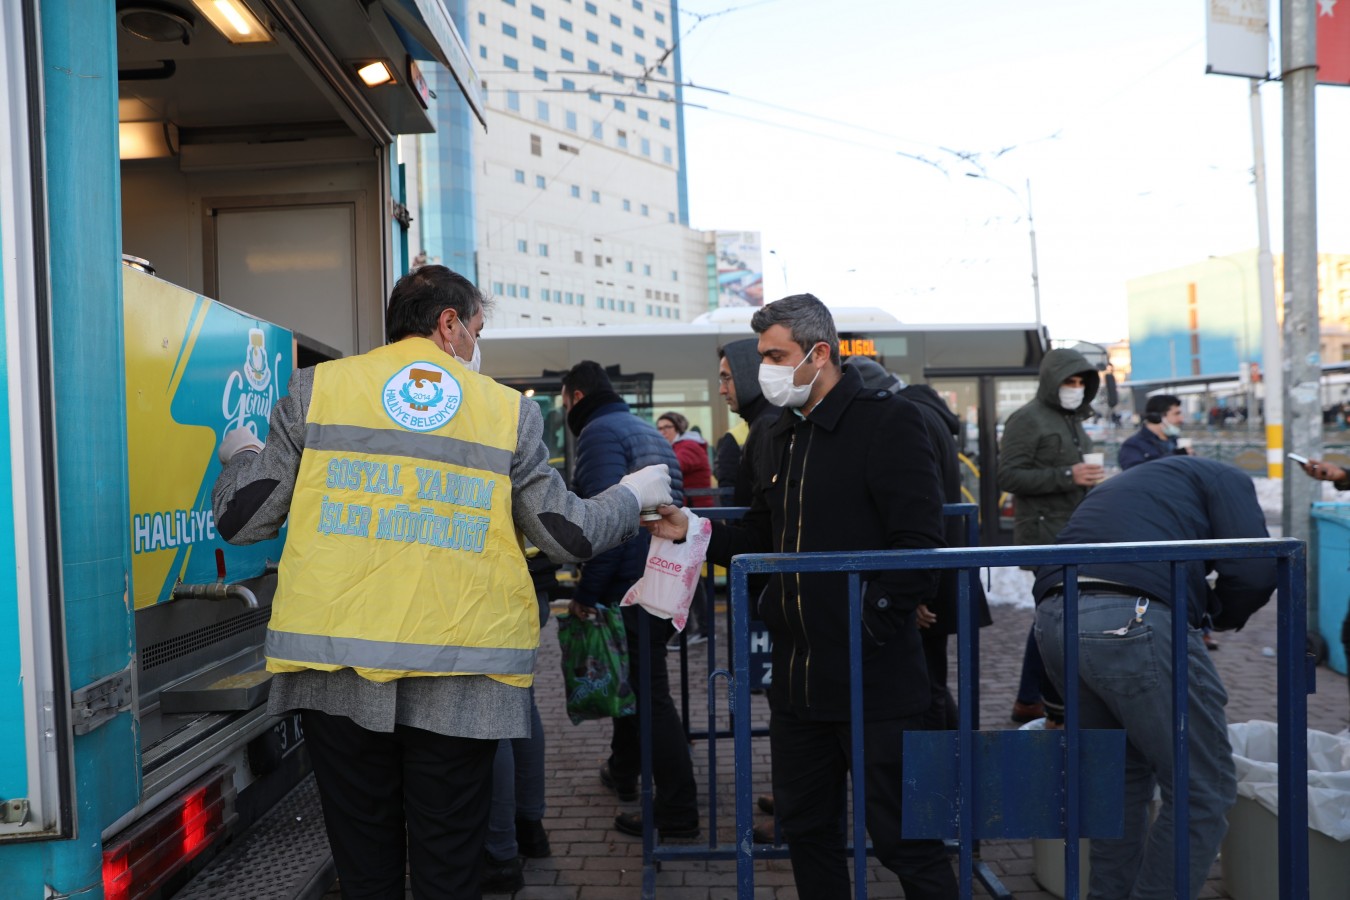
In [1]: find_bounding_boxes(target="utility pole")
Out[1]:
[1281,0,1321,559]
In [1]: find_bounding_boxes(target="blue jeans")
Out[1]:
[1034,592,1236,900]
[484,688,546,859]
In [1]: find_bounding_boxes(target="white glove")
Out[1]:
[219,428,264,465]
[619,464,672,510]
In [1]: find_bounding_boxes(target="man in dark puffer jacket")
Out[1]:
[560,361,700,841]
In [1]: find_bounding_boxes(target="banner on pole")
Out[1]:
[1205,0,1270,79]
[1318,0,1350,85]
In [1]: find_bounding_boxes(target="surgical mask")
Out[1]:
[759,348,821,408]
[1058,386,1084,411]
[453,320,481,373]
[1162,422,1181,437]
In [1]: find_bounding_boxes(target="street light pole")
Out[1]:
[1208,254,1253,430]
[966,172,1041,325]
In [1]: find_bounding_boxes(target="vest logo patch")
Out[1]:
[384,362,462,432]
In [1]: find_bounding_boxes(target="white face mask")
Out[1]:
[453,319,481,373]
[1058,385,1085,411]
[758,347,821,408]
[1162,422,1181,437]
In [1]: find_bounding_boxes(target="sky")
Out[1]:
[674,0,1350,347]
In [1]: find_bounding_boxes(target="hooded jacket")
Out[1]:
[997,348,1101,546]
[570,396,684,605]
[714,338,781,506]
[849,358,991,633]
[672,430,713,507]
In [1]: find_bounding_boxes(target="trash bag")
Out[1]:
[556,605,635,725]
[1227,720,1350,841]
[620,507,711,631]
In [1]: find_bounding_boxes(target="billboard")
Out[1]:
[714,230,764,308]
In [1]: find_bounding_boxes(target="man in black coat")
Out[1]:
[650,295,956,900]
[846,357,992,730]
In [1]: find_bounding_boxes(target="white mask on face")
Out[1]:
[453,319,481,373]
[1058,386,1085,411]
[1162,422,1181,437]
[759,346,821,408]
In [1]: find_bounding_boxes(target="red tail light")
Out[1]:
[102,765,237,900]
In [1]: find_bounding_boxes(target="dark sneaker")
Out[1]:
[756,795,775,815]
[614,811,700,841]
[515,817,551,859]
[480,852,523,894]
[1011,701,1045,724]
[599,762,637,802]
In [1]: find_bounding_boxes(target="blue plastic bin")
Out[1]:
[1311,503,1350,675]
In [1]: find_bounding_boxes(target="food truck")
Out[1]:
[0,1,481,896]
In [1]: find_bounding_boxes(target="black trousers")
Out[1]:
[608,604,699,828]
[770,706,958,900]
[302,709,498,900]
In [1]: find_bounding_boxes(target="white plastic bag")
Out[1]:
[620,508,711,631]
[1227,719,1350,842]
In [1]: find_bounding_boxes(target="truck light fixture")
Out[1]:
[119,121,179,160]
[189,0,272,43]
[356,60,396,87]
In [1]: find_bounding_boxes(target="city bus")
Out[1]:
[482,307,1048,546]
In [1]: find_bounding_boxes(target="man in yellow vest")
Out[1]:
[212,265,671,899]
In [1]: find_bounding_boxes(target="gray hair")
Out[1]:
[751,293,840,365]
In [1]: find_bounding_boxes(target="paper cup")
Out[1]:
[1176,438,1193,450]
[1082,452,1104,467]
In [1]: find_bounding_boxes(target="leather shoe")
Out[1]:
[1011,701,1045,723]
[599,762,637,802]
[480,852,523,894]
[752,820,781,844]
[614,811,700,841]
[756,795,775,815]
[515,817,551,859]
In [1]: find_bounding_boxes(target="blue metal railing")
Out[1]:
[635,534,1311,900]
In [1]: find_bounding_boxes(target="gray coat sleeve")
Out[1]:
[510,399,639,562]
[212,368,313,545]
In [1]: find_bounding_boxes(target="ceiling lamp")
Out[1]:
[188,0,272,43]
[355,60,396,87]
[119,121,179,160]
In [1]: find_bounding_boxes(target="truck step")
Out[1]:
[174,772,334,900]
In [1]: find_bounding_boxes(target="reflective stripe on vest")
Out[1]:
[268,337,538,686]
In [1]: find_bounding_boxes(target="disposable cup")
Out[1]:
[1177,438,1193,450]
[1082,452,1104,467]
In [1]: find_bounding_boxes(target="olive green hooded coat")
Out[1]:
[997,348,1100,546]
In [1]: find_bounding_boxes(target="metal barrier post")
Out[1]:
[1276,547,1310,900]
[1062,568,1081,900]
[1170,562,1190,898]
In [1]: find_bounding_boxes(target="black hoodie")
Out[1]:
[715,338,781,506]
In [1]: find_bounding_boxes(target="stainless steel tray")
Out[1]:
[159,645,273,713]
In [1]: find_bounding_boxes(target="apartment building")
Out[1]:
[405,0,710,328]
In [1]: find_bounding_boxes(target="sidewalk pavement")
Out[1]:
[331,591,1349,899]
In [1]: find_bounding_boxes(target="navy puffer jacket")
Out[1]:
[572,400,684,606]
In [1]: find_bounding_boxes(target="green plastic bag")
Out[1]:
[557,605,635,725]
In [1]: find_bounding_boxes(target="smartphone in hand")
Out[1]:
[1287,452,1310,466]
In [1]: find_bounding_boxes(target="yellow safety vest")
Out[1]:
[266,337,538,686]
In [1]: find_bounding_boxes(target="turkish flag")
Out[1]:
[1319,0,1350,84]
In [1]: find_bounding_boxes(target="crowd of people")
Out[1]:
[214,266,1309,900]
